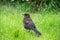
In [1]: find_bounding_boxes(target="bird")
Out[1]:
[23,13,41,36]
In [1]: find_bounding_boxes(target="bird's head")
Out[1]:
[24,13,30,18]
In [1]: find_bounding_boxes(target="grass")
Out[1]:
[0,5,60,40]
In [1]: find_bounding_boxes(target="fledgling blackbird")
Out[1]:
[23,13,41,36]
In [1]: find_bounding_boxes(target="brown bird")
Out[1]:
[23,13,41,36]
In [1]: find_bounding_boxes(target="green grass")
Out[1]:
[0,5,60,40]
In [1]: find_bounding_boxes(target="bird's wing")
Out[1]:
[27,18,36,28]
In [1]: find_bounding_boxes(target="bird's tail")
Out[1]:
[33,28,41,36]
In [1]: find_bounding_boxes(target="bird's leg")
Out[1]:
[28,29,30,32]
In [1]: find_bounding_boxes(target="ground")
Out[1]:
[0,5,60,40]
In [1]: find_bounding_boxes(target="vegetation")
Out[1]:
[0,0,60,12]
[0,0,60,40]
[0,5,60,40]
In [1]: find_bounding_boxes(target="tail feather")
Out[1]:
[33,28,41,36]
